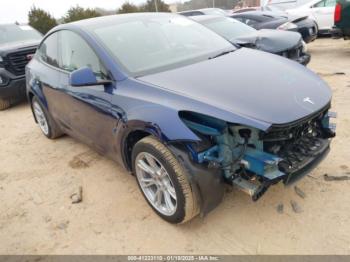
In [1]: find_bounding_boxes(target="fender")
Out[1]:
[168,144,225,216]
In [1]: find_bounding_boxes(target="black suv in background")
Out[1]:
[0,24,42,110]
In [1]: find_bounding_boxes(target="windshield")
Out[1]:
[0,24,42,45]
[201,17,256,41]
[92,15,234,77]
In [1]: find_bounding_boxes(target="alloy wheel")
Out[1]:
[135,152,177,216]
[33,101,49,136]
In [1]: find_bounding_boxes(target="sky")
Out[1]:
[0,0,178,24]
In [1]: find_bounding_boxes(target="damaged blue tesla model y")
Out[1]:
[26,13,336,223]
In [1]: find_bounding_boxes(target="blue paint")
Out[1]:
[26,13,333,173]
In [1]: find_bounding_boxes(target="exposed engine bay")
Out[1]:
[180,107,336,201]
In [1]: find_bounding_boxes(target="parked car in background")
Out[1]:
[178,8,228,17]
[233,5,287,14]
[0,24,41,110]
[286,0,337,34]
[192,15,310,65]
[332,0,350,39]
[231,11,318,43]
[264,0,315,10]
[27,13,335,224]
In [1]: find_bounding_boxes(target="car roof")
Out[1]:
[232,10,282,18]
[59,12,182,30]
[190,14,226,22]
[179,8,223,12]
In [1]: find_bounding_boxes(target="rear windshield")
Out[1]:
[201,17,257,41]
[0,24,42,45]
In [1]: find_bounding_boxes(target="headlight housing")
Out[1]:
[277,22,298,30]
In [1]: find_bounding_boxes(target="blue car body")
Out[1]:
[26,13,335,216]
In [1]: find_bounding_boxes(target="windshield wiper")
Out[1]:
[208,49,235,60]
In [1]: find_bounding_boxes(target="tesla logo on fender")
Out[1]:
[26,54,34,61]
[303,97,314,105]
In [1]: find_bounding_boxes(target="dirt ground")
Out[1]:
[0,38,349,255]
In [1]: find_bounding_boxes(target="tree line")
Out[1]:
[28,0,171,35]
[177,0,239,11]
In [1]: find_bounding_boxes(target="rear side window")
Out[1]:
[325,0,336,7]
[180,11,203,16]
[38,33,59,67]
[59,30,108,80]
[314,0,335,7]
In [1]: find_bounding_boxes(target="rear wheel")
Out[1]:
[31,97,63,139]
[132,136,198,224]
[0,98,11,111]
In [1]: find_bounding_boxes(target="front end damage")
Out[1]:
[179,107,336,202]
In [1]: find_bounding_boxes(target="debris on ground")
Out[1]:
[44,216,52,223]
[30,191,43,205]
[290,200,303,213]
[323,174,350,181]
[56,221,69,230]
[70,186,83,204]
[276,203,284,214]
[69,157,89,169]
[340,165,348,170]
[317,72,346,77]
[68,151,101,169]
[294,186,306,199]
[307,174,317,179]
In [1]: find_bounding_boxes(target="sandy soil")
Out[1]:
[0,38,349,255]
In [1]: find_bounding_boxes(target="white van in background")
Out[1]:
[261,0,311,9]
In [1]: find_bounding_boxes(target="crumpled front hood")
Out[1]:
[138,48,331,126]
[234,29,302,53]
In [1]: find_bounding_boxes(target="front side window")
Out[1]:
[325,0,336,7]
[38,33,59,67]
[314,0,326,7]
[59,30,107,80]
[91,14,233,77]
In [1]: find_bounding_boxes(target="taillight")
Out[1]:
[334,3,342,23]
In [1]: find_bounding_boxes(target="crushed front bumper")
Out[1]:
[284,140,330,185]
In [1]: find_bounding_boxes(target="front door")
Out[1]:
[57,30,118,156]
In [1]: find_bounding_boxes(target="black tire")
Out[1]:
[0,98,11,111]
[31,96,63,139]
[132,136,199,224]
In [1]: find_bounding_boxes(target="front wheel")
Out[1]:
[132,136,199,224]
